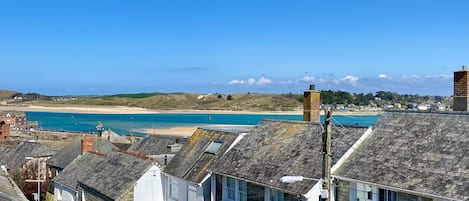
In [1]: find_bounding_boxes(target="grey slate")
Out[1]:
[210,119,367,196]
[163,127,242,184]
[53,151,157,200]
[0,141,56,170]
[334,111,469,200]
[127,135,181,155]
[47,137,118,170]
[0,174,21,201]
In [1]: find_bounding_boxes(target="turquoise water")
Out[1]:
[26,112,379,136]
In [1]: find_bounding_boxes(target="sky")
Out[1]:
[1,1,468,96]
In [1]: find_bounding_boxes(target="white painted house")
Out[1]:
[162,126,251,201]
[53,151,164,201]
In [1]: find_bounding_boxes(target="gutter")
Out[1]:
[333,175,462,201]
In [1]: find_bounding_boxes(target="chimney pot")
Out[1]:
[309,84,315,90]
[463,65,467,71]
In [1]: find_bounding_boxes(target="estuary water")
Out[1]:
[26,112,379,136]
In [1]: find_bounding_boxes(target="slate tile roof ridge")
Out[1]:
[54,150,156,200]
[334,111,469,200]
[209,119,368,195]
[163,128,241,184]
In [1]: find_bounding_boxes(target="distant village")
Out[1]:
[0,67,467,201]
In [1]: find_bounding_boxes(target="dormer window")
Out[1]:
[205,141,223,154]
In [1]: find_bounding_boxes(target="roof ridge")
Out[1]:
[88,151,107,157]
[112,148,154,161]
[262,119,322,125]
[197,127,243,135]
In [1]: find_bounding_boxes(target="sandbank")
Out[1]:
[138,124,254,137]
[0,105,381,116]
[139,126,199,137]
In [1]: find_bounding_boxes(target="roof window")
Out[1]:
[205,141,223,154]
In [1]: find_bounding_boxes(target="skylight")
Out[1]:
[205,141,223,154]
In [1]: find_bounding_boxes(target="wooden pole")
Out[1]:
[322,109,332,201]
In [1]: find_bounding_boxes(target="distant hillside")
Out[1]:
[2,90,450,112]
[32,93,303,111]
[0,90,19,100]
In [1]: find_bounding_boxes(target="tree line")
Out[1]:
[282,90,449,107]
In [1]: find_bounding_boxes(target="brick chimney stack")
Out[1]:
[81,135,94,154]
[0,121,10,140]
[453,65,469,111]
[303,84,321,122]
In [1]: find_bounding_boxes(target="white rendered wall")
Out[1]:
[134,165,164,201]
[53,183,76,201]
[303,181,322,201]
[164,174,205,201]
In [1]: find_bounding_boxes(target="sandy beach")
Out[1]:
[138,124,255,136]
[0,105,381,115]
[139,126,199,136]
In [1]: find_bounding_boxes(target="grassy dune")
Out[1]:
[24,93,303,112]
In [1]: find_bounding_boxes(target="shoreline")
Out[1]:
[0,105,382,116]
[136,124,255,137]
[136,126,199,137]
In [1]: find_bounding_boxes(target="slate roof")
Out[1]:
[47,137,118,170]
[334,111,469,200]
[102,129,131,144]
[210,119,367,196]
[0,141,56,170]
[163,127,247,184]
[0,173,21,201]
[127,135,181,155]
[53,151,157,200]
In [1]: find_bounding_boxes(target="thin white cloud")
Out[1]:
[228,77,273,86]
[258,77,273,85]
[224,73,452,95]
[228,79,245,85]
[302,76,316,82]
[343,75,359,84]
[247,78,256,85]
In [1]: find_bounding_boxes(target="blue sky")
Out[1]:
[0,1,467,96]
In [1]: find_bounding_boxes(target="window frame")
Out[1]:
[205,141,223,154]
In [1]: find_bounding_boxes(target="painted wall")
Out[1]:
[303,181,323,201]
[134,165,164,201]
[164,175,205,201]
[54,183,76,201]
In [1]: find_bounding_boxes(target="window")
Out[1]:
[205,141,223,154]
[227,177,236,201]
[170,179,179,200]
[203,177,211,201]
[216,175,223,201]
[247,182,264,201]
[270,189,285,201]
[239,180,247,201]
[356,183,373,201]
[379,189,396,201]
